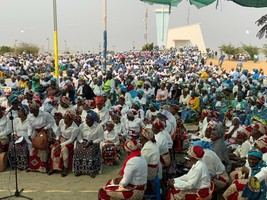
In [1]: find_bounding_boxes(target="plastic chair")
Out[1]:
[144,176,161,200]
[196,181,215,200]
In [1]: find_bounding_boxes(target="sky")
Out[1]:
[1,0,267,53]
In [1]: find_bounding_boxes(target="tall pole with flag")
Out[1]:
[103,0,107,71]
[53,0,59,79]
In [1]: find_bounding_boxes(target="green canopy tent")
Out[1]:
[232,0,267,8]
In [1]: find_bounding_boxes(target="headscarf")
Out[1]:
[8,94,18,104]
[248,149,263,159]
[109,106,121,118]
[141,128,156,142]
[252,122,266,135]
[95,96,105,105]
[256,96,265,105]
[144,81,151,88]
[18,104,29,116]
[29,99,42,110]
[84,99,95,109]
[152,118,165,131]
[126,109,137,118]
[86,109,100,122]
[60,96,70,105]
[64,110,75,120]
[255,139,267,153]
[124,139,139,152]
[187,146,205,160]
[190,140,213,150]
[133,101,141,108]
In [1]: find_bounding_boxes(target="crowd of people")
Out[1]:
[0,46,267,199]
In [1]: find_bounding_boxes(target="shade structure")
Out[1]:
[140,0,182,6]
[232,0,267,8]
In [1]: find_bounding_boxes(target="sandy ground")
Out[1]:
[0,164,122,200]
[207,58,267,74]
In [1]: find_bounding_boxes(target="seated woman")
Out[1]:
[74,110,103,178]
[0,106,11,152]
[98,139,147,200]
[48,110,79,177]
[225,117,242,149]
[8,105,30,170]
[167,146,211,200]
[181,91,200,123]
[223,149,266,200]
[210,123,231,172]
[140,128,160,180]
[100,121,120,166]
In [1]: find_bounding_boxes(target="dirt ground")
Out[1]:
[0,164,121,200]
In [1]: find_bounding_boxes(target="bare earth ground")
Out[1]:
[0,164,122,200]
[0,59,266,199]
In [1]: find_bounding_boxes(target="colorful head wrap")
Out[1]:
[109,106,121,118]
[152,118,165,131]
[256,96,265,105]
[187,146,205,160]
[29,99,42,110]
[87,109,100,122]
[124,139,139,152]
[141,128,155,142]
[133,101,141,108]
[18,104,29,116]
[8,94,18,104]
[84,100,95,109]
[126,109,137,118]
[95,96,105,105]
[144,81,151,88]
[190,140,213,150]
[248,149,263,159]
[137,90,144,96]
[60,96,70,105]
[64,110,75,120]
[237,127,250,139]
[74,115,82,124]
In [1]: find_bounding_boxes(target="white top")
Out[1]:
[255,166,267,182]
[7,81,18,89]
[179,94,190,105]
[102,130,119,146]
[143,88,153,99]
[123,118,145,139]
[57,105,75,116]
[226,125,242,138]
[162,130,173,149]
[14,118,28,137]
[155,131,169,155]
[141,141,160,165]
[113,123,125,136]
[233,140,251,158]
[56,120,79,147]
[145,110,159,121]
[77,121,103,144]
[94,107,110,127]
[202,149,226,177]
[93,86,104,96]
[174,160,211,190]
[27,110,56,138]
[120,156,148,187]
[198,117,208,138]
[0,116,11,138]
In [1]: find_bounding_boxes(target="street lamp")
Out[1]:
[14,40,17,54]
[103,0,107,71]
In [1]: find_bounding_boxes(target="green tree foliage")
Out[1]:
[241,44,260,60]
[0,46,14,54]
[142,43,154,51]
[16,42,40,55]
[218,44,240,60]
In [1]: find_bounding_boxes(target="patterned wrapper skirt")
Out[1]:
[8,140,29,170]
[160,152,171,169]
[102,144,118,166]
[50,137,74,171]
[147,164,158,180]
[73,142,101,175]
[223,179,248,200]
[167,187,210,200]
[98,179,145,200]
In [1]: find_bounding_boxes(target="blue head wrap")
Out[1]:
[137,90,144,96]
[51,77,57,82]
[248,149,263,159]
[190,140,213,150]
[18,104,29,115]
[8,94,18,104]
[133,101,141,108]
[87,109,100,122]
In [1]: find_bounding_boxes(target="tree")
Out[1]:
[218,44,240,60]
[262,44,267,61]
[0,46,14,54]
[16,42,40,55]
[241,44,260,60]
[142,43,154,51]
[256,14,267,39]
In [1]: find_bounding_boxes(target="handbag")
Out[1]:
[32,130,48,150]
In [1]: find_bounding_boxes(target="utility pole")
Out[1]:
[53,0,59,79]
[103,0,107,71]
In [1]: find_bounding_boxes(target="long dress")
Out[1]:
[8,117,30,170]
[73,121,103,175]
[27,110,56,173]
[50,120,79,171]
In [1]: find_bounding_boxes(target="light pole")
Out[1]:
[14,40,17,54]
[46,38,50,53]
[53,0,59,79]
[103,0,107,71]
